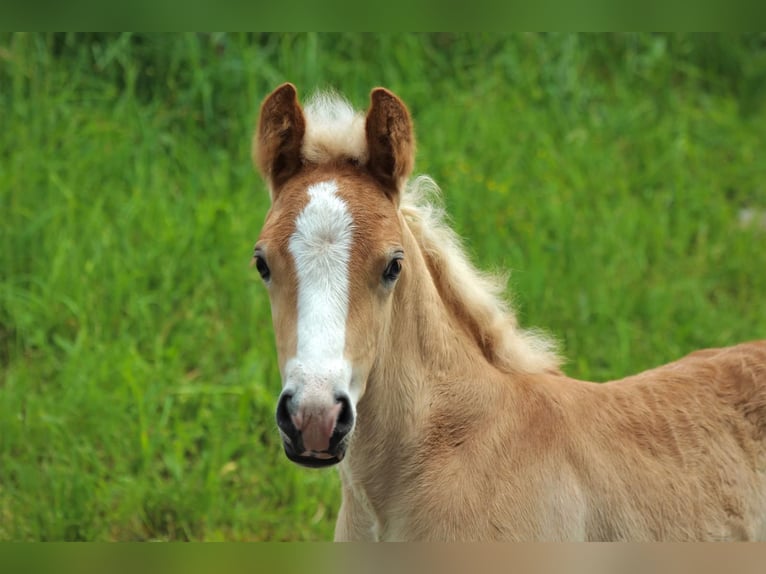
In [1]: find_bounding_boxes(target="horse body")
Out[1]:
[251,83,766,541]
[337,205,766,541]
[344,342,766,541]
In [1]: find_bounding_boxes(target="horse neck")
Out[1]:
[346,217,512,488]
[381,220,493,385]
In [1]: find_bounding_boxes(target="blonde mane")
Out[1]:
[400,176,561,375]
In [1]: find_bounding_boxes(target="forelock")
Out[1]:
[301,91,368,165]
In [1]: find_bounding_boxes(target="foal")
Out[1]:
[252,83,766,541]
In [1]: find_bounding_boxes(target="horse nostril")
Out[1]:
[335,394,354,433]
[276,391,295,433]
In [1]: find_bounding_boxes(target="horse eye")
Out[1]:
[254,255,271,282]
[382,257,403,283]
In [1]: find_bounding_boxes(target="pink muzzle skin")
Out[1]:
[291,401,343,454]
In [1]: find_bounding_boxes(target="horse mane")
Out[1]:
[300,90,561,375]
[400,176,562,375]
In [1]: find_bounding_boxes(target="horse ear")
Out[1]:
[365,88,415,201]
[253,83,306,199]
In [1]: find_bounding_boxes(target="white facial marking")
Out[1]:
[286,180,355,399]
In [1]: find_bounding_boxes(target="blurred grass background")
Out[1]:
[1,33,765,541]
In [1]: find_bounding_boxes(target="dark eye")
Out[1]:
[382,256,403,284]
[253,254,271,282]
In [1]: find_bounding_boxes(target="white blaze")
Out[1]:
[286,180,354,399]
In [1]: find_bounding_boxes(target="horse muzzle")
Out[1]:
[276,390,353,468]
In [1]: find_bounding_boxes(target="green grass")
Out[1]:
[1,33,765,541]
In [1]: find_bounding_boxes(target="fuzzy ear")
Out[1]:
[365,88,415,201]
[253,83,306,198]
